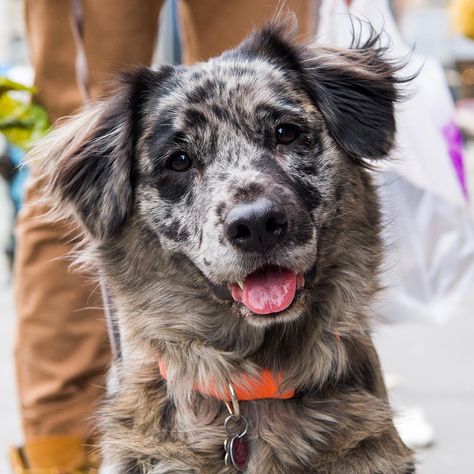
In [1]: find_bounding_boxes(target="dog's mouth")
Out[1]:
[228,266,305,315]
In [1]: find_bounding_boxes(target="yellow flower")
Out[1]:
[452,0,474,40]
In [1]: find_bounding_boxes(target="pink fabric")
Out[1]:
[443,121,468,199]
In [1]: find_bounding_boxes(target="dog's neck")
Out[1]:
[117,301,364,408]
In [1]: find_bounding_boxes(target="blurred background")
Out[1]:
[1,0,474,473]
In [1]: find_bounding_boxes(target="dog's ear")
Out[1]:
[31,66,174,240]
[238,25,402,160]
[300,40,401,160]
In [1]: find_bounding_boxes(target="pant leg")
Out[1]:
[23,0,82,123]
[82,0,164,99]
[16,0,162,440]
[180,0,315,64]
[14,182,111,439]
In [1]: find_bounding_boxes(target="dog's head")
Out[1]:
[37,25,401,330]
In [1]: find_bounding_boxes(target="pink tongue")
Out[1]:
[238,268,297,315]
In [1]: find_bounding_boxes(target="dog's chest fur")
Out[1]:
[100,341,410,474]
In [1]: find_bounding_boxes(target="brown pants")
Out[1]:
[15,0,313,440]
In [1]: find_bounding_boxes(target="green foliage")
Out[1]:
[0,76,50,150]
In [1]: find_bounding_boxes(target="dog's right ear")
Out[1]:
[31,66,174,240]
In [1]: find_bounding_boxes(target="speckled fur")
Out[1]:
[30,24,415,473]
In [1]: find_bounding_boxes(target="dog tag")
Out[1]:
[224,413,249,471]
[223,385,249,471]
[224,434,249,471]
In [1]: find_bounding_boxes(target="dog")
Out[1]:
[31,23,415,473]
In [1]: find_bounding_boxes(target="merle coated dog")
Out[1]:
[32,23,415,473]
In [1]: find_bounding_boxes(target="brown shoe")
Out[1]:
[9,436,100,474]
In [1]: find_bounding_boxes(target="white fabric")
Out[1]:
[316,0,474,323]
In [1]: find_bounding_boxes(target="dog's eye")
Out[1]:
[167,152,192,172]
[275,124,300,145]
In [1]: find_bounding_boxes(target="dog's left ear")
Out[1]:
[300,40,400,160]
[238,25,402,160]
[31,66,174,240]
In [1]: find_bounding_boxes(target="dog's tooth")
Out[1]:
[237,281,244,290]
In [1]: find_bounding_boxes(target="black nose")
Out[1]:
[225,198,287,253]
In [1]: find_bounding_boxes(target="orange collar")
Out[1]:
[158,359,295,402]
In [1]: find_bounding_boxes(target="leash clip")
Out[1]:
[225,383,240,417]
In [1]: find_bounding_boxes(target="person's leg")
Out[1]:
[14,0,162,470]
[180,0,314,64]
[82,0,163,99]
[23,0,82,122]
[16,0,104,443]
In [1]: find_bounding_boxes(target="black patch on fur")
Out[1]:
[292,142,323,177]
[189,69,204,81]
[149,107,177,141]
[292,177,322,210]
[159,398,176,433]
[215,202,226,219]
[183,108,209,129]
[210,104,232,122]
[335,183,344,201]
[154,173,192,202]
[233,182,265,202]
[122,460,142,474]
[161,220,190,242]
[186,79,218,104]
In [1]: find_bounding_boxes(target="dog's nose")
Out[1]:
[225,198,287,253]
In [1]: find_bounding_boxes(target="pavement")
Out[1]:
[375,297,474,473]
